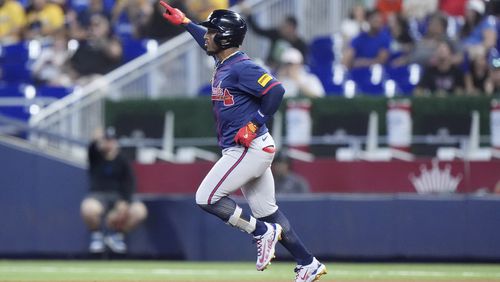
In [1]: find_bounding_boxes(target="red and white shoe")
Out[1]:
[254,222,282,271]
[294,257,327,282]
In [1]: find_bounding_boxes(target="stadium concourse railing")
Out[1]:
[28,0,351,159]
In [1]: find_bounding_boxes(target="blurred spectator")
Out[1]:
[340,4,368,51]
[464,52,489,95]
[111,0,152,39]
[277,48,325,98]
[243,7,307,69]
[387,13,414,67]
[69,14,122,83]
[494,179,500,194]
[376,0,402,21]
[342,9,390,69]
[408,12,462,66]
[460,0,497,61]
[0,0,27,44]
[491,0,500,51]
[67,0,111,40]
[272,150,310,194]
[25,0,65,40]
[439,0,468,17]
[136,0,191,42]
[414,40,465,96]
[186,0,228,22]
[403,0,438,21]
[485,49,500,95]
[81,127,148,254]
[31,29,73,86]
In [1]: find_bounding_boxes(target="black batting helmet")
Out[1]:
[199,9,247,49]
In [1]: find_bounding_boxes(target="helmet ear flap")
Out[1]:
[214,33,223,48]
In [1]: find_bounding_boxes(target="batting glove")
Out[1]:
[159,1,191,25]
[234,121,258,147]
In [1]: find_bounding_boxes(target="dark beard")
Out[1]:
[206,45,222,56]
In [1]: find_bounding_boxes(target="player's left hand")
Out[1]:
[234,121,258,147]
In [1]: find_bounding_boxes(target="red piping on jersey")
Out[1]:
[207,147,248,204]
[262,82,281,95]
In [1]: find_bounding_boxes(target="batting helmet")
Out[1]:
[199,9,247,49]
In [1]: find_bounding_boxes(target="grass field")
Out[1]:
[1,260,500,281]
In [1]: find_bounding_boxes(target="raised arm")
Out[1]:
[185,22,207,50]
[159,1,207,50]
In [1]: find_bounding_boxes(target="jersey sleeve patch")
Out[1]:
[257,73,273,87]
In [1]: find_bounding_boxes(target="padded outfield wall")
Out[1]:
[1,141,500,260]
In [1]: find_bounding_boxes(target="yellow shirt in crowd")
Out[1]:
[187,0,228,21]
[27,2,65,35]
[0,0,27,43]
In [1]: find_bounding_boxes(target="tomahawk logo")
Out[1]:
[409,159,462,194]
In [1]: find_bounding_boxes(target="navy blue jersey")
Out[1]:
[184,22,284,149]
[211,51,281,148]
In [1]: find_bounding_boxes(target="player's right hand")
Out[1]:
[159,1,190,25]
[234,121,258,148]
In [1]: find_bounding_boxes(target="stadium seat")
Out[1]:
[385,64,420,95]
[496,20,500,51]
[307,35,344,95]
[308,36,334,65]
[0,42,33,84]
[0,42,29,64]
[121,38,148,63]
[0,106,30,121]
[1,63,32,84]
[0,84,30,121]
[0,83,24,97]
[197,83,212,96]
[36,86,74,99]
[348,66,385,96]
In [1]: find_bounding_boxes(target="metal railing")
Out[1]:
[29,0,352,156]
[0,114,88,164]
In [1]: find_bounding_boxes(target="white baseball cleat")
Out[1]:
[254,222,282,271]
[89,231,105,253]
[294,257,327,282]
[104,232,127,253]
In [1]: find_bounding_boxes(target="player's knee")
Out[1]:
[81,198,103,218]
[129,202,148,222]
[195,189,210,205]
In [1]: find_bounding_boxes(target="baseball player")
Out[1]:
[159,3,326,281]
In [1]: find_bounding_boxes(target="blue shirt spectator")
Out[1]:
[342,9,391,69]
[350,28,391,60]
[462,16,496,46]
[460,0,497,61]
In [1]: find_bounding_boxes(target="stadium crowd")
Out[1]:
[1,0,500,96]
[338,0,500,97]
[0,0,235,87]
